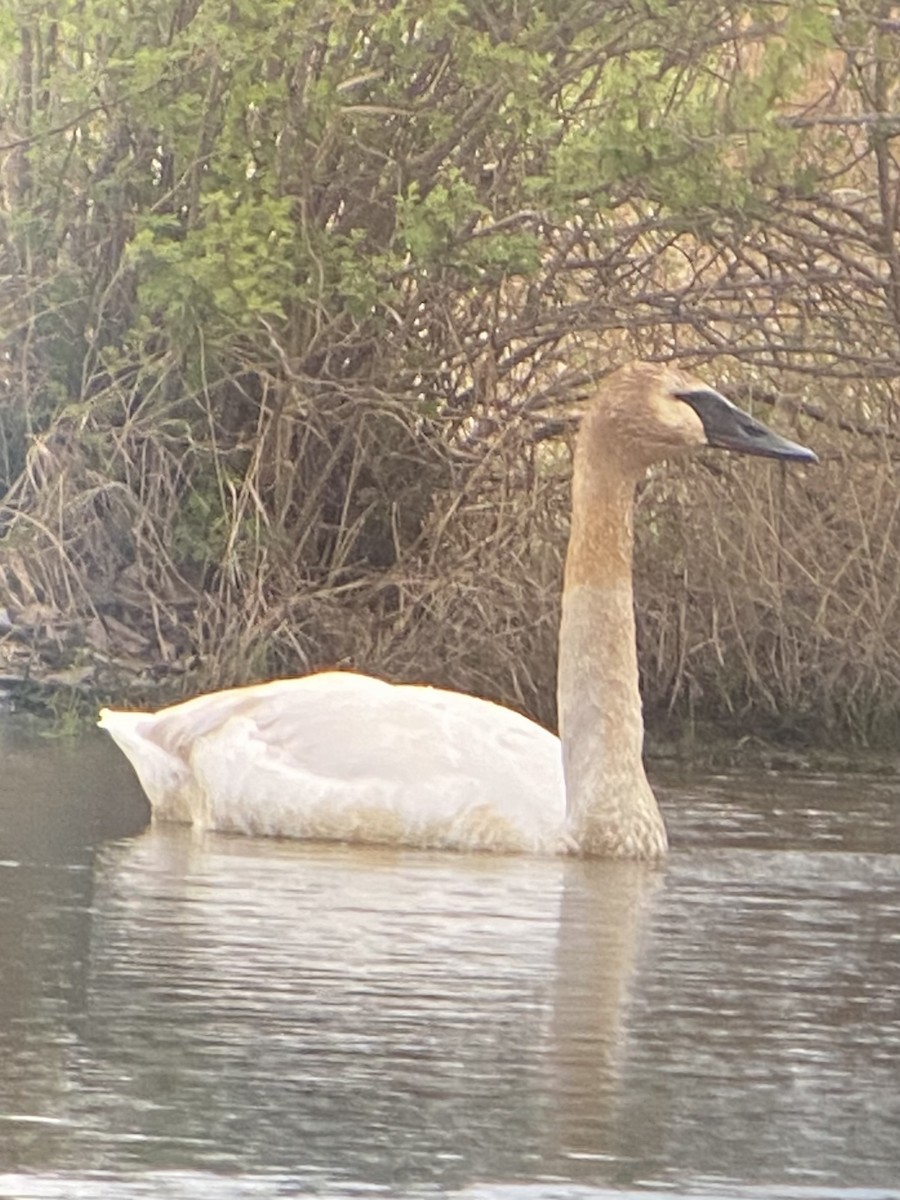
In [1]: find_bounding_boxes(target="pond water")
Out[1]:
[0,723,898,1200]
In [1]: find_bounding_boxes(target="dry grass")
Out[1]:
[4,345,900,749]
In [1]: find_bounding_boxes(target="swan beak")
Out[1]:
[676,388,819,464]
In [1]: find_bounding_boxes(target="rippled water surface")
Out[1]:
[0,724,898,1200]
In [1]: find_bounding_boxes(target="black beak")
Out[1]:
[675,388,818,464]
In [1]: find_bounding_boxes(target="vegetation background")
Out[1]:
[0,0,898,748]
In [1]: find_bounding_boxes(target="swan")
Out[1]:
[99,362,816,858]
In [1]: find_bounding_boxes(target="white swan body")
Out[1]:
[100,362,816,858]
[100,671,567,853]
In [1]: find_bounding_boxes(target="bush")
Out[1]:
[2,1,900,744]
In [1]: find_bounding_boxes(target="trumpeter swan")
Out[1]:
[99,362,816,857]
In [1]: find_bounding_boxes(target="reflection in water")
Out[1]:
[76,834,570,1184]
[548,861,660,1166]
[0,727,149,1174]
[0,731,899,1199]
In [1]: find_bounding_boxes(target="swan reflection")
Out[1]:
[71,827,656,1179]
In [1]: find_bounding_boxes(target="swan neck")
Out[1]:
[558,428,667,858]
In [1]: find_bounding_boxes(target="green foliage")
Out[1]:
[130,192,297,337]
[547,3,834,220]
[3,0,837,378]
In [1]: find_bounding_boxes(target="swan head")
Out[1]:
[591,362,818,474]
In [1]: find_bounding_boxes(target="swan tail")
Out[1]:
[98,708,192,823]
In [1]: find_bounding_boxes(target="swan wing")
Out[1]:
[99,673,566,853]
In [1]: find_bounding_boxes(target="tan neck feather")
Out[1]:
[557,409,667,858]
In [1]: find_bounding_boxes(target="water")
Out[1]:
[0,724,898,1200]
